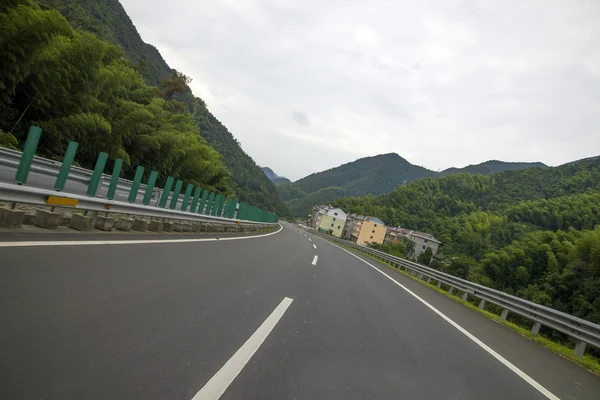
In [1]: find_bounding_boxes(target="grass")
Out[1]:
[325,237,600,376]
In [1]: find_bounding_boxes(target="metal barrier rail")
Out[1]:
[0,125,279,224]
[306,228,600,357]
[0,147,161,200]
[0,182,267,225]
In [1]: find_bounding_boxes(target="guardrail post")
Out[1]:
[142,170,158,205]
[574,341,587,357]
[158,176,174,208]
[106,158,123,200]
[128,166,145,203]
[15,126,42,185]
[198,189,209,214]
[437,282,442,289]
[426,277,431,284]
[478,299,486,310]
[500,309,509,321]
[206,192,216,215]
[181,184,194,211]
[169,180,183,209]
[461,292,468,301]
[87,152,108,197]
[216,195,224,216]
[190,187,201,213]
[531,321,541,335]
[448,287,454,295]
[54,141,78,191]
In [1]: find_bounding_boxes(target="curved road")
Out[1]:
[1,222,599,399]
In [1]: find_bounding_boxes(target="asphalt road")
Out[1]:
[1,222,599,399]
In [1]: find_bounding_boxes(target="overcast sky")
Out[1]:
[121,0,600,181]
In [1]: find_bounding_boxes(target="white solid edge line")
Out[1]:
[0,224,283,247]
[313,244,317,249]
[311,255,318,265]
[318,237,560,400]
[192,297,294,400]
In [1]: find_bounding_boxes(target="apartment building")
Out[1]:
[309,205,347,237]
[385,226,441,257]
[342,215,386,246]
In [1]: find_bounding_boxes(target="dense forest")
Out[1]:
[1,0,230,192]
[334,157,600,324]
[280,153,547,217]
[439,160,547,176]
[4,0,290,217]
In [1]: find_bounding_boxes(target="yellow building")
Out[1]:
[315,207,347,237]
[343,215,386,245]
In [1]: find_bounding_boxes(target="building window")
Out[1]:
[422,245,426,249]
[331,223,334,227]
[334,212,338,216]
[370,236,373,239]
[374,224,377,227]
[338,225,341,229]
[372,230,375,233]
[333,217,336,221]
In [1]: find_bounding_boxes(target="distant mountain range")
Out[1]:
[261,167,291,185]
[278,153,549,216]
[439,160,547,176]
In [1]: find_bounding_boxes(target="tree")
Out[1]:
[417,247,433,265]
[159,70,192,101]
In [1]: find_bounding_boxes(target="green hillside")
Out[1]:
[33,0,290,217]
[440,160,547,176]
[1,0,229,191]
[281,153,546,217]
[334,157,600,324]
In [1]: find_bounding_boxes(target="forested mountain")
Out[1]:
[335,157,600,324]
[262,167,278,180]
[30,0,290,217]
[262,167,291,185]
[1,0,229,191]
[36,0,170,85]
[440,160,547,176]
[280,153,546,217]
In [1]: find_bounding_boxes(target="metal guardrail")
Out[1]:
[0,147,159,200]
[305,227,600,357]
[0,182,263,225]
[1,125,279,224]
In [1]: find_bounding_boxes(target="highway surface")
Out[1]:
[1,222,600,399]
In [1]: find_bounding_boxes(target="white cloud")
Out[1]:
[121,0,600,181]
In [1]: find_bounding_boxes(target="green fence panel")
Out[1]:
[215,194,225,217]
[158,176,174,208]
[206,192,216,215]
[237,202,247,220]
[128,166,145,203]
[15,126,42,185]
[54,141,78,191]
[225,199,233,218]
[198,189,209,214]
[181,183,194,211]
[106,158,123,200]
[86,152,108,197]
[190,187,201,213]
[142,170,158,205]
[169,180,183,209]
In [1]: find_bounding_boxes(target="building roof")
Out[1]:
[366,216,385,225]
[350,214,385,225]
